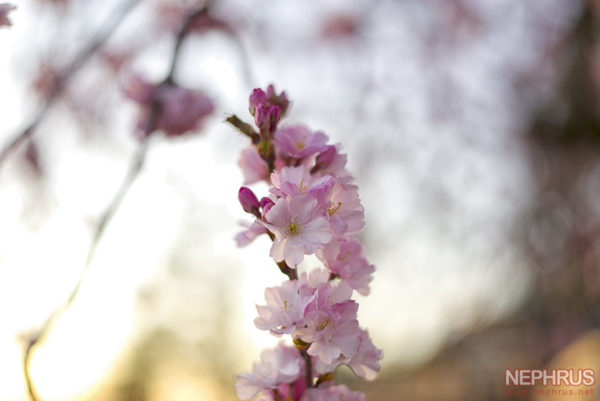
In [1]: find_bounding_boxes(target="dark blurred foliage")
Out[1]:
[358,1,600,400]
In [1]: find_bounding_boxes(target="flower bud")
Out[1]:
[260,197,275,220]
[249,88,267,116]
[265,84,289,116]
[238,186,260,217]
[255,104,281,137]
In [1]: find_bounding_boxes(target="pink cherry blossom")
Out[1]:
[262,195,332,268]
[239,147,269,185]
[301,385,365,401]
[326,182,365,238]
[318,239,374,295]
[347,329,383,381]
[232,87,381,400]
[311,144,350,180]
[314,329,382,381]
[235,343,304,400]
[274,125,329,160]
[0,4,15,27]
[294,283,361,365]
[270,165,333,201]
[298,268,331,289]
[254,279,315,335]
[235,220,267,247]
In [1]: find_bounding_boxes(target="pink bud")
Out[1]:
[249,85,289,134]
[239,187,260,217]
[266,85,289,116]
[260,197,274,220]
[255,104,281,136]
[249,88,267,116]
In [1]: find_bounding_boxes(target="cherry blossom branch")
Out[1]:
[19,6,210,401]
[0,0,142,167]
[231,86,381,400]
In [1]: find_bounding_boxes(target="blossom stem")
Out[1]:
[273,389,283,401]
[277,260,298,280]
[301,349,313,389]
[225,115,260,143]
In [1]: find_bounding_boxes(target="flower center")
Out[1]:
[295,141,305,149]
[316,318,331,331]
[298,177,308,193]
[337,250,352,261]
[327,201,342,216]
[286,218,302,236]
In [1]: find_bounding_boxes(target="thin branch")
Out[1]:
[165,4,211,83]
[225,114,260,143]
[301,349,313,389]
[22,342,39,401]
[19,4,211,400]
[0,0,141,167]
[21,135,151,401]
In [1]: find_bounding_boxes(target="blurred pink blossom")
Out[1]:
[0,3,15,27]
[123,74,214,138]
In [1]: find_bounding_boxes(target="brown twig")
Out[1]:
[301,349,313,389]
[0,0,142,167]
[165,5,211,83]
[21,114,153,401]
[225,114,260,143]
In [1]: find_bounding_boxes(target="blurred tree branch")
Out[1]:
[0,0,141,167]
[20,4,212,401]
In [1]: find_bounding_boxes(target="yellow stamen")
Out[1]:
[298,178,308,192]
[295,141,305,149]
[287,219,301,235]
[316,319,331,331]
[337,250,351,261]
[327,201,342,216]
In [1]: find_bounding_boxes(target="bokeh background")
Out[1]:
[2,0,600,400]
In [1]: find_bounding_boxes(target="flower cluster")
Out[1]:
[123,74,214,138]
[230,86,382,401]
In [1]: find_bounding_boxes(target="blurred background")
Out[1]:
[1,0,600,400]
